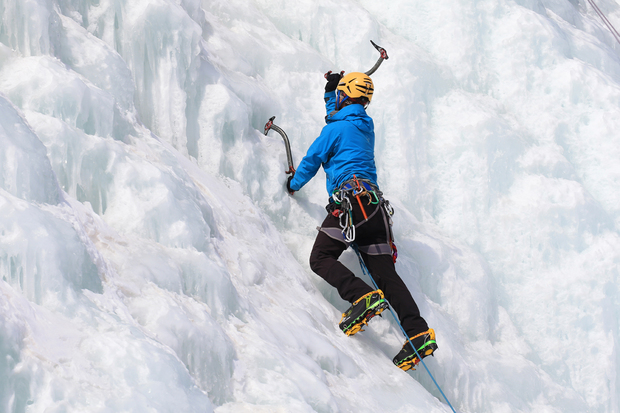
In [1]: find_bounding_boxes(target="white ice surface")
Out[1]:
[2,0,620,412]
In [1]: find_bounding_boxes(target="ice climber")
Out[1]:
[286,72,438,371]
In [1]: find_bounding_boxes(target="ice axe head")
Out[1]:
[264,116,275,135]
[371,40,389,60]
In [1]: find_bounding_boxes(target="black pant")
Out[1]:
[309,199,429,337]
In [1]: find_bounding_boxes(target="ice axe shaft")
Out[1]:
[264,116,295,174]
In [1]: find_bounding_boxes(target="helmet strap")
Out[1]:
[348,97,370,109]
[336,90,349,110]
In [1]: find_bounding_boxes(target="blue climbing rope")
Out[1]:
[351,244,458,413]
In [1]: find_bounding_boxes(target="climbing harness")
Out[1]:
[330,176,384,243]
[324,176,399,264]
[330,175,380,243]
[351,244,457,413]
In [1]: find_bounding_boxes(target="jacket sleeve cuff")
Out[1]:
[289,176,301,191]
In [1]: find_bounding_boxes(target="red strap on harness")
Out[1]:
[390,241,398,263]
[352,175,369,220]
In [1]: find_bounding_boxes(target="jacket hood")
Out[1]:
[327,104,374,134]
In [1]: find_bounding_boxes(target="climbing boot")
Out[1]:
[393,328,438,371]
[339,290,389,336]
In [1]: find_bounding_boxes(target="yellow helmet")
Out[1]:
[337,72,374,103]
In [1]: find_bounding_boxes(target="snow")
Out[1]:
[1,0,620,411]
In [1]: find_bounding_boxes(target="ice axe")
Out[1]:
[324,40,389,79]
[364,40,389,76]
[264,116,295,175]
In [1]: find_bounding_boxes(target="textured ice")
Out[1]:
[1,0,620,412]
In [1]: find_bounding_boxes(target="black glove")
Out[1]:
[324,71,343,93]
[286,174,296,195]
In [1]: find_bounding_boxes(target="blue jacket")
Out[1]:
[289,91,378,195]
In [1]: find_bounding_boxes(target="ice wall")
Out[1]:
[1,0,620,412]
